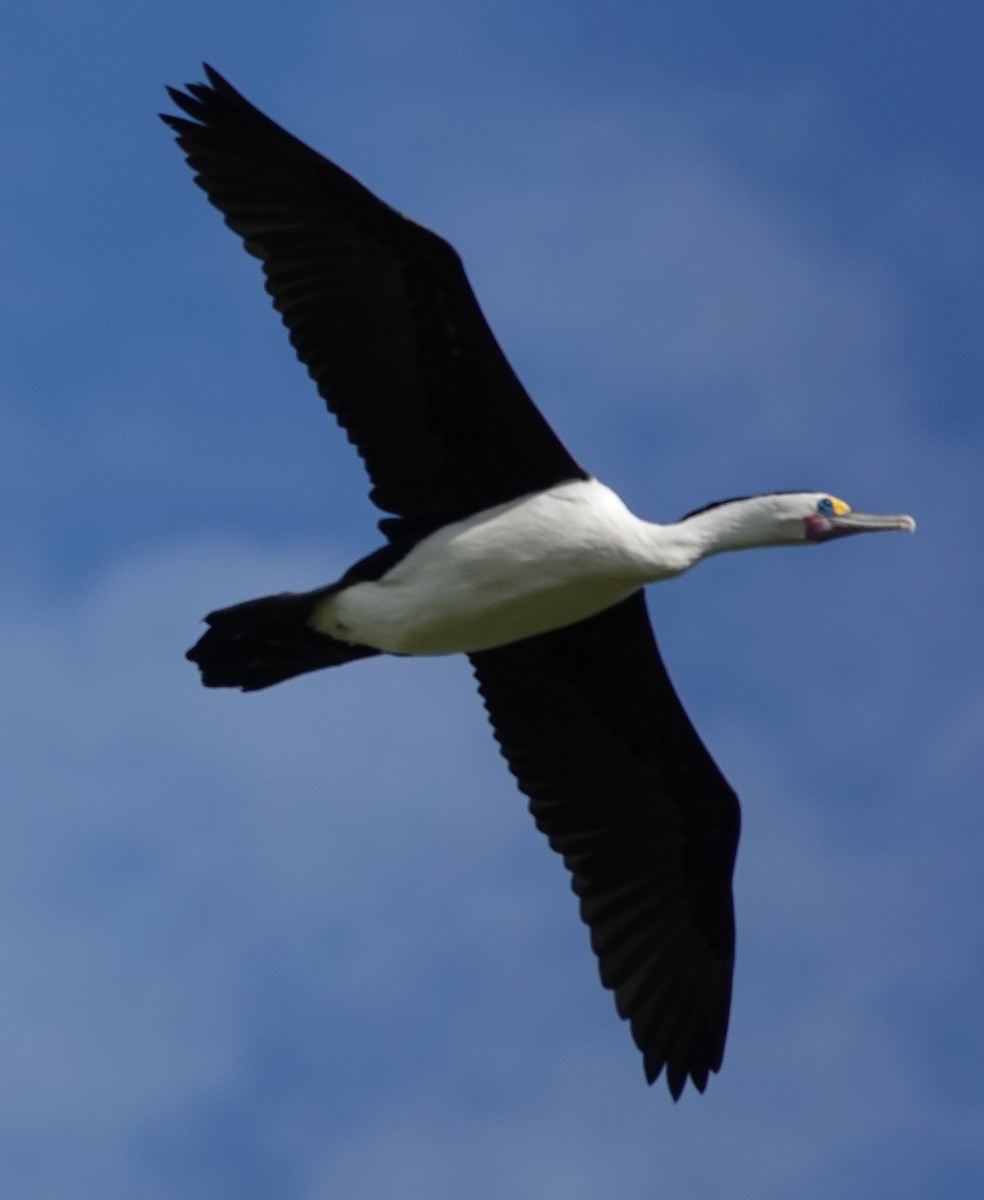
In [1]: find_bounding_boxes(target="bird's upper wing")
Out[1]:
[469,590,740,1099]
[162,66,588,536]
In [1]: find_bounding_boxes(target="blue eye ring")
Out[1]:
[816,497,835,515]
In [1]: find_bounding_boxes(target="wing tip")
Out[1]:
[631,963,730,1100]
[161,63,255,131]
[645,1050,717,1102]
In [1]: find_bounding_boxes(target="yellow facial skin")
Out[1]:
[829,496,851,515]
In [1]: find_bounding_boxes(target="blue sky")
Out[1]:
[2,2,982,1196]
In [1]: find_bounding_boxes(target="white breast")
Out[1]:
[310,479,658,655]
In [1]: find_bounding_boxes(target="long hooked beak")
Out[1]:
[831,511,916,534]
[807,510,916,542]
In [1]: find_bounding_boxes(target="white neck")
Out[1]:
[633,495,805,580]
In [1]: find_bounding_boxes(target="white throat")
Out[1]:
[632,493,804,581]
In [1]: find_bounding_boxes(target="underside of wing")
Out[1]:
[470,591,740,1098]
[162,66,587,535]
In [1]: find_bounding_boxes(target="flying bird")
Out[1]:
[162,65,914,1100]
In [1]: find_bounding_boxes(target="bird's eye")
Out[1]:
[816,497,835,515]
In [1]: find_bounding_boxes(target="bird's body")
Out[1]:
[163,66,914,1100]
[316,479,676,655]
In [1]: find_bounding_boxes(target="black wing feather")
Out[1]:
[161,65,587,534]
[470,591,740,1098]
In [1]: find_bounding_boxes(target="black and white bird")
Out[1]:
[162,66,914,1100]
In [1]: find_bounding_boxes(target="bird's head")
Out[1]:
[798,492,917,543]
[679,491,916,556]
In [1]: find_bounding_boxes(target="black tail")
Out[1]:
[187,590,380,691]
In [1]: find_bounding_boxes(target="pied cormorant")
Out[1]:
[162,66,914,1100]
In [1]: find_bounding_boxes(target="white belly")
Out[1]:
[310,479,657,655]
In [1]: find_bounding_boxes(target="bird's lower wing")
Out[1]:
[470,590,740,1098]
